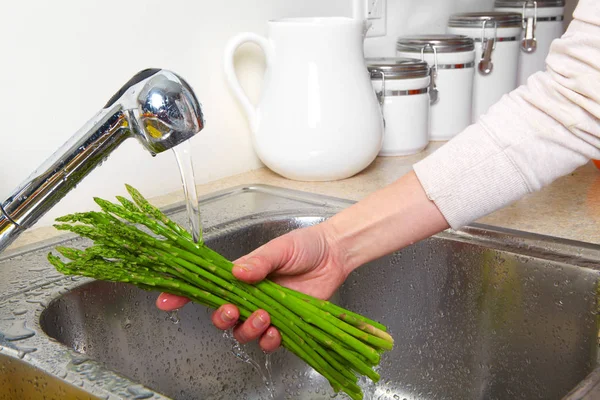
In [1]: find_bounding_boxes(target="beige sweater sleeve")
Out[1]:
[413,0,600,229]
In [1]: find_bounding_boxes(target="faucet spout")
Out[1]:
[0,69,204,253]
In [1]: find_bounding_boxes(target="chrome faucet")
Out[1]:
[0,69,205,253]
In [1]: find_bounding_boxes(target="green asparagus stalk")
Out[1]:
[91,199,391,359]
[56,216,370,388]
[46,185,393,400]
[277,286,393,341]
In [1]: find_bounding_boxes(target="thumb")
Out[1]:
[232,237,292,283]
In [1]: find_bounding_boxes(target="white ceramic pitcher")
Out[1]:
[224,17,384,181]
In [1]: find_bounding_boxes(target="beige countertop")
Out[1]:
[8,142,600,251]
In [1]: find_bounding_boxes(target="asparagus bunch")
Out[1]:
[46,185,393,400]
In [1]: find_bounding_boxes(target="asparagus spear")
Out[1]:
[55,216,374,386]
[46,185,394,400]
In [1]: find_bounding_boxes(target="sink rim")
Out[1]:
[4,183,600,267]
[1,183,599,400]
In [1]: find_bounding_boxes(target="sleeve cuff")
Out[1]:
[413,123,530,230]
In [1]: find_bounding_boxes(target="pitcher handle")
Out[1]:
[223,32,272,132]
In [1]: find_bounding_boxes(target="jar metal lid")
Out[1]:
[494,0,565,7]
[365,57,429,79]
[396,34,475,53]
[448,12,523,28]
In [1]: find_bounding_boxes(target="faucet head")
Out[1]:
[105,69,205,155]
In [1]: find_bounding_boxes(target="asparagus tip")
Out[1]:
[125,183,142,199]
[53,223,71,231]
[47,252,68,273]
[55,214,75,222]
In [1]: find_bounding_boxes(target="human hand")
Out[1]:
[156,222,350,352]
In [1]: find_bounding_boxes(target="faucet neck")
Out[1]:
[0,207,21,253]
[2,108,129,230]
[0,69,204,256]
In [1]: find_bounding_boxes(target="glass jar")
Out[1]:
[396,35,475,141]
[366,57,431,156]
[495,0,566,85]
[448,12,523,121]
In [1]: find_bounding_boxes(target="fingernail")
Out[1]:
[235,261,255,272]
[221,309,235,323]
[267,328,276,338]
[252,312,267,329]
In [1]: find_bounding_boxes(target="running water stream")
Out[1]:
[172,141,202,244]
[172,140,276,399]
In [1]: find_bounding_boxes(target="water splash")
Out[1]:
[172,141,202,243]
[223,329,275,399]
[358,366,380,400]
[166,309,180,325]
[359,376,376,400]
[264,351,276,399]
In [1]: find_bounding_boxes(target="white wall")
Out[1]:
[0,0,568,228]
[364,0,494,56]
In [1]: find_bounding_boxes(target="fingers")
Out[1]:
[211,304,240,330]
[159,300,279,352]
[156,293,190,311]
[233,309,270,343]
[213,306,281,352]
[258,326,282,353]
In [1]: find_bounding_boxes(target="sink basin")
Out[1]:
[2,185,600,399]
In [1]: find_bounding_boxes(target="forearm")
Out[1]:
[324,0,600,272]
[324,171,449,274]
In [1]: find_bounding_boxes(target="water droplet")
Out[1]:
[25,299,47,307]
[71,355,89,365]
[2,320,35,341]
[16,346,37,359]
[127,384,154,399]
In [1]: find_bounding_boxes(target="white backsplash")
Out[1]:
[364,0,494,56]
[0,0,568,228]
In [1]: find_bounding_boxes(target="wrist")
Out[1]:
[320,219,360,279]
[320,218,362,278]
[319,172,450,277]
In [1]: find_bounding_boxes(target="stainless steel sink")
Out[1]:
[0,352,99,400]
[1,185,599,400]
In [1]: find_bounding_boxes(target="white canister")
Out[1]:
[366,58,430,156]
[494,0,565,86]
[448,12,523,122]
[396,35,475,141]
